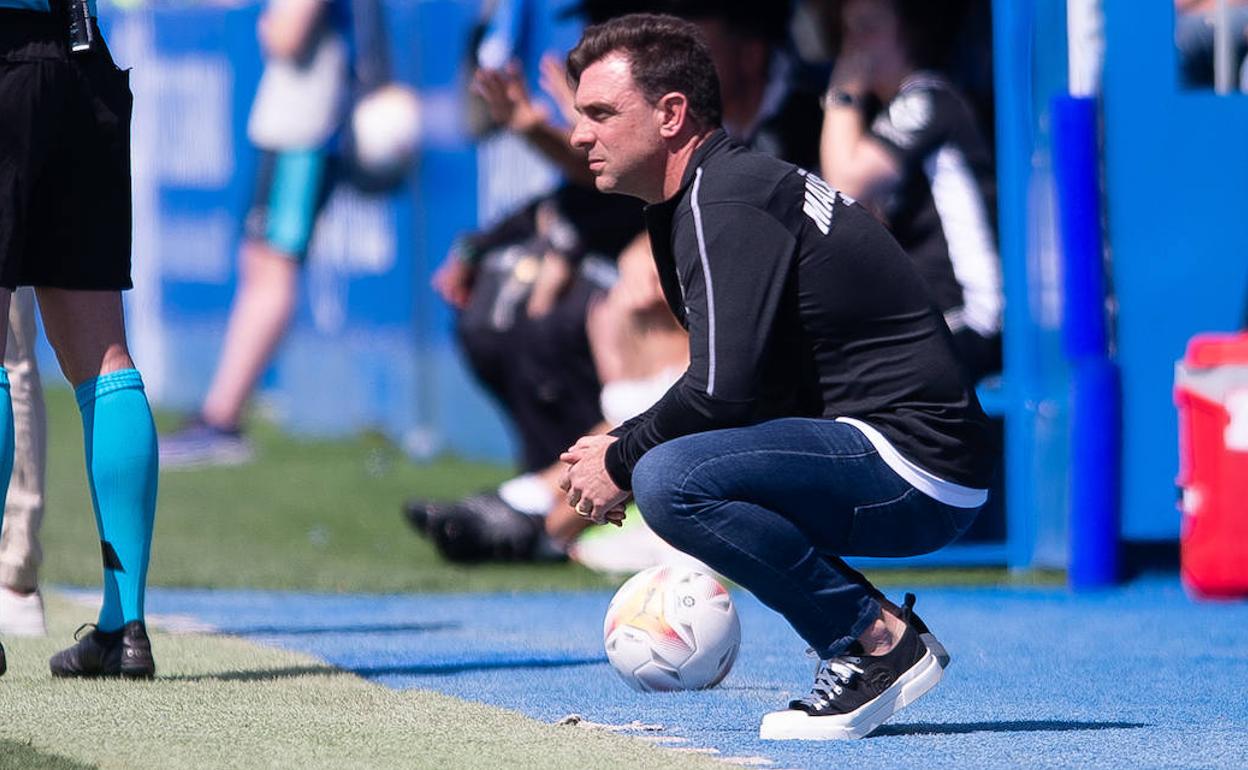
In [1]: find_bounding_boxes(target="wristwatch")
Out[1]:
[822,88,862,110]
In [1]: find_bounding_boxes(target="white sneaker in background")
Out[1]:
[570,507,713,576]
[0,586,47,637]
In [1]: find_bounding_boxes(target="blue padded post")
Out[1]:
[1052,94,1120,588]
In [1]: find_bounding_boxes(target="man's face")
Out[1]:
[570,53,667,201]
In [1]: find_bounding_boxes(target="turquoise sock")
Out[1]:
[76,369,158,631]
[0,369,13,542]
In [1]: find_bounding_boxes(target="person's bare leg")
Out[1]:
[0,288,10,673]
[200,241,299,429]
[855,606,909,656]
[0,289,48,637]
[34,289,130,383]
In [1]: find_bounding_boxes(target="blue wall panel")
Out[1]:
[1102,0,1248,540]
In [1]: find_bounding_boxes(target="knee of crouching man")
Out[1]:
[631,444,686,532]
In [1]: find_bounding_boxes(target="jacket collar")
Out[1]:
[676,128,731,193]
[645,128,732,219]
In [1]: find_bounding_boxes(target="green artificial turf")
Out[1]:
[0,740,96,770]
[38,387,617,593]
[0,595,726,770]
[34,387,1057,594]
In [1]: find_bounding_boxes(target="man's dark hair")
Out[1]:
[567,13,723,127]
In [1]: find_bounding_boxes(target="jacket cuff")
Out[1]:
[604,440,633,492]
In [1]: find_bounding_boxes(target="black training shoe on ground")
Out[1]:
[49,621,155,679]
[427,493,544,563]
[759,599,943,740]
[402,497,447,538]
[1,639,6,677]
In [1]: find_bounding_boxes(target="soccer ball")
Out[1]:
[350,84,422,175]
[603,566,741,692]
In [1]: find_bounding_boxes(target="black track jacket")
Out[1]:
[603,130,996,491]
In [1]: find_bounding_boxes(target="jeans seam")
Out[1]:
[674,447,876,492]
[851,486,917,515]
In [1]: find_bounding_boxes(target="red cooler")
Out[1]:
[1174,333,1248,599]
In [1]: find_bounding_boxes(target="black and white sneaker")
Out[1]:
[49,621,155,679]
[759,599,943,740]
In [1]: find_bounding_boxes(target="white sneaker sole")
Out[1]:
[758,648,943,741]
[920,632,951,669]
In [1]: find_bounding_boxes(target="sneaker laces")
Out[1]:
[794,648,864,709]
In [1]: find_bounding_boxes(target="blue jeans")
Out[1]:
[632,418,981,658]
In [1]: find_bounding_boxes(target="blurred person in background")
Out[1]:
[819,0,1003,384]
[665,0,822,171]
[160,0,356,468]
[0,290,48,639]
[400,0,653,562]
[1176,0,1248,89]
[1,0,160,677]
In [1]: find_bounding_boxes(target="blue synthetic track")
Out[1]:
[125,579,1247,769]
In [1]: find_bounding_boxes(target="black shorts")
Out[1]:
[0,11,133,291]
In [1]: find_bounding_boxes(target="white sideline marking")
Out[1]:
[555,715,665,733]
[57,590,218,635]
[148,613,218,635]
[639,737,690,745]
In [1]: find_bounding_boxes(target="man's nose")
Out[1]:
[570,117,592,150]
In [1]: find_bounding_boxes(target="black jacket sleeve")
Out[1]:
[604,200,796,489]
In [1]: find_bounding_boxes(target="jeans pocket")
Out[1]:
[847,487,964,558]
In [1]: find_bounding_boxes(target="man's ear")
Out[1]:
[656,92,690,139]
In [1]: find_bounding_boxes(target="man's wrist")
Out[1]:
[603,441,633,492]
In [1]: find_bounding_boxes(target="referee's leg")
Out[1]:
[38,289,158,677]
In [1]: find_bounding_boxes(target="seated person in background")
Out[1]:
[400,3,652,560]
[428,20,646,482]
[820,0,1003,383]
[437,182,642,477]
[665,0,824,171]
[409,234,695,568]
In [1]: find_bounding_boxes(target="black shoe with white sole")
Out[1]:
[759,599,943,740]
[49,621,155,679]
